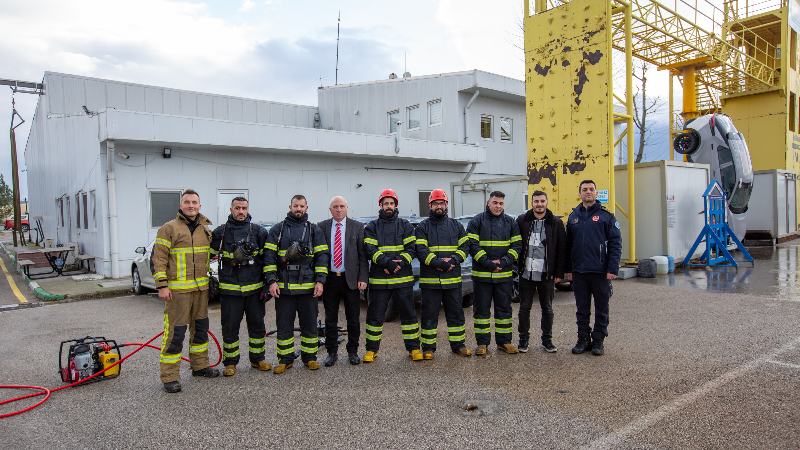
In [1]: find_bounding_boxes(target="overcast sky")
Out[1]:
[0,0,672,199]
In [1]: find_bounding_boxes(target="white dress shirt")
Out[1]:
[330,218,346,273]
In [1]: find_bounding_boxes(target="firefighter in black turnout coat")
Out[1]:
[415,189,472,359]
[210,197,271,376]
[362,189,422,363]
[467,191,523,356]
[265,195,330,373]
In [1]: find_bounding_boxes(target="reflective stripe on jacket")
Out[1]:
[365,209,416,289]
[210,214,269,296]
[264,212,330,295]
[415,210,469,290]
[152,212,213,292]
[467,206,522,283]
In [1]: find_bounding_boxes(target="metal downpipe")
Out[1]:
[464,90,480,144]
[106,140,119,278]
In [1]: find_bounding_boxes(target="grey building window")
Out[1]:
[408,105,420,130]
[82,193,88,230]
[90,191,97,230]
[56,198,64,227]
[75,194,81,230]
[388,110,400,134]
[428,100,442,126]
[481,115,493,140]
[150,191,182,228]
[500,117,512,142]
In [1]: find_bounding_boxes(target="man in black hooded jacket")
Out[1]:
[515,190,566,353]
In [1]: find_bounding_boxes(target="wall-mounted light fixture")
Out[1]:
[163,148,172,159]
[117,151,130,159]
[356,183,362,188]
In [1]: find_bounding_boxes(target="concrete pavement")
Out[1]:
[1,239,799,450]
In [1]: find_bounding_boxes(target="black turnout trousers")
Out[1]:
[364,286,420,353]
[420,288,467,352]
[220,293,267,366]
[275,293,318,364]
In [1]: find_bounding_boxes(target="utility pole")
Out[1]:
[3,79,45,247]
[9,97,23,247]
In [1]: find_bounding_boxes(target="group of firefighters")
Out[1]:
[152,181,621,393]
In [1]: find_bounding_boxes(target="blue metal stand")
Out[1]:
[683,180,754,268]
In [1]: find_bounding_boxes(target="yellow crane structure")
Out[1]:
[524,0,797,263]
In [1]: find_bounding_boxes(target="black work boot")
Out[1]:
[191,367,220,378]
[591,331,605,356]
[163,381,181,393]
[571,332,592,354]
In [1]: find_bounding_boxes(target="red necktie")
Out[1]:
[334,222,343,269]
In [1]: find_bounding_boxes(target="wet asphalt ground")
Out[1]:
[1,241,799,449]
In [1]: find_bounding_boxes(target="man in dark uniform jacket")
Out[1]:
[565,180,622,356]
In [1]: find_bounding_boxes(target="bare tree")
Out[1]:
[631,61,665,163]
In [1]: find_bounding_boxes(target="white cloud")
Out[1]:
[239,0,256,12]
[436,0,524,79]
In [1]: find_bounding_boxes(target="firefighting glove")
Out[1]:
[436,259,452,271]
[385,259,399,273]
[499,258,510,269]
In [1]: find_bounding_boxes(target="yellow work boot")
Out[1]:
[250,360,272,371]
[304,361,320,370]
[223,365,236,376]
[497,343,519,354]
[363,351,378,363]
[454,347,472,357]
[273,363,292,374]
[409,349,424,361]
[475,345,487,356]
[423,350,434,360]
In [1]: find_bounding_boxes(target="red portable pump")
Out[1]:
[59,336,121,384]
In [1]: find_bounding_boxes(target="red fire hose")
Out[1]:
[0,330,222,418]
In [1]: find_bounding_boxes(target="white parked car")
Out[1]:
[132,240,219,301]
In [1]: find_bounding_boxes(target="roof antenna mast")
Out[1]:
[335,11,340,85]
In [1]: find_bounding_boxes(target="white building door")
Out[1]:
[218,190,249,225]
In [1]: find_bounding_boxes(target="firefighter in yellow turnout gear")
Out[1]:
[152,189,220,393]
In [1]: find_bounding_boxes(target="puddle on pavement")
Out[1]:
[632,241,800,301]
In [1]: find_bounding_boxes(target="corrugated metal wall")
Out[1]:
[45,72,319,128]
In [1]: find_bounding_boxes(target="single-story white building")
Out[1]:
[25,70,528,278]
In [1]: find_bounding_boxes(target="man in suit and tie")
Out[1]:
[317,196,369,366]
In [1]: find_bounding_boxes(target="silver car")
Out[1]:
[132,240,220,300]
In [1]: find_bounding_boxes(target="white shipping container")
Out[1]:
[614,161,710,262]
[748,170,798,240]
